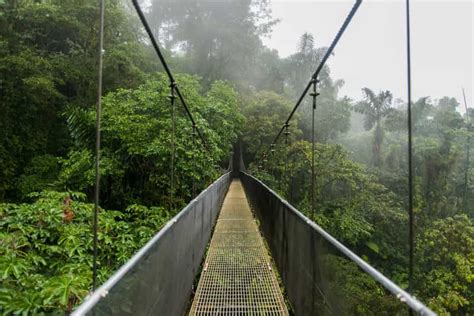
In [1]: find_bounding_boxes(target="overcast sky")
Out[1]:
[263,0,473,111]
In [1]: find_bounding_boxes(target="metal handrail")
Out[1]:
[72,171,231,315]
[242,171,436,316]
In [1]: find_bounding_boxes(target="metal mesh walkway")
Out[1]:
[189,179,288,315]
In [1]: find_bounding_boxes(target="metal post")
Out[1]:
[462,87,471,211]
[92,0,105,291]
[192,124,197,198]
[168,82,177,211]
[405,0,415,300]
[263,154,268,172]
[310,78,319,219]
[284,123,290,197]
[270,144,276,184]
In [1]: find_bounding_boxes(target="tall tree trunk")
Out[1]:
[373,121,383,168]
[463,129,471,211]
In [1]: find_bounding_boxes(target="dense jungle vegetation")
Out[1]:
[0,0,472,314]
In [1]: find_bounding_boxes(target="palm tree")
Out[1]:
[290,33,316,92]
[298,32,315,55]
[355,88,393,168]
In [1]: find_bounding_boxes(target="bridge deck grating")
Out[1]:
[189,179,288,315]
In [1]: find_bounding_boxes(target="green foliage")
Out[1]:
[325,255,405,315]
[354,88,394,168]
[3,70,242,208]
[0,191,171,314]
[203,80,246,157]
[1,0,472,314]
[241,91,301,164]
[416,215,474,314]
[147,0,278,86]
[0,0,153,201]
[57,150,96,192]
[243,81,473,314]
[279,33,351,143]
[252,141,406,263]
[75,74,241,209]
[16,155,60,197]
[281,33,331,98]
[1,2,244,311]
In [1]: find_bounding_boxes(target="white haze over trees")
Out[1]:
[264,0,472,112]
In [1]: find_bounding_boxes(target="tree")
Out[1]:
[250,47,285,93]
[146,0,278,87]
[0,0,153,201]
[415,215,474,314]
[53,74,242,209]
[355,88,394,168]
[297,81,351,143]
[279,33,351,143]
[282,33,330,99]
[0,191,172,314]
[241,91,301,165]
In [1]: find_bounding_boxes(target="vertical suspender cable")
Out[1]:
[284,124,290,190]
[270,144,275,184]
[405,0,414,298]
[192,124,197,198]
[92,0,105,291]
[309,78,319,314]
[310,78,319,219]
[462,87,471,211]
[169,82,176,210]
[277,146,282,192]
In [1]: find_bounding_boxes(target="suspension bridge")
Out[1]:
[72,0,436,315]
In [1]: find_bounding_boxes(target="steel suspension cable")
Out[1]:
[130,0,216,209]
[262,0,362,161]
[131,0,209,154]
[405,0,414,298]
[310,79,319,218]
[92,0,105,291]
[169,83,176,210]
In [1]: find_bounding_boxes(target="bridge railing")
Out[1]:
[241,172,436,316]
[73,172,232,316]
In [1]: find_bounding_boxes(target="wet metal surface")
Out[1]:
[190,180,288,315]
